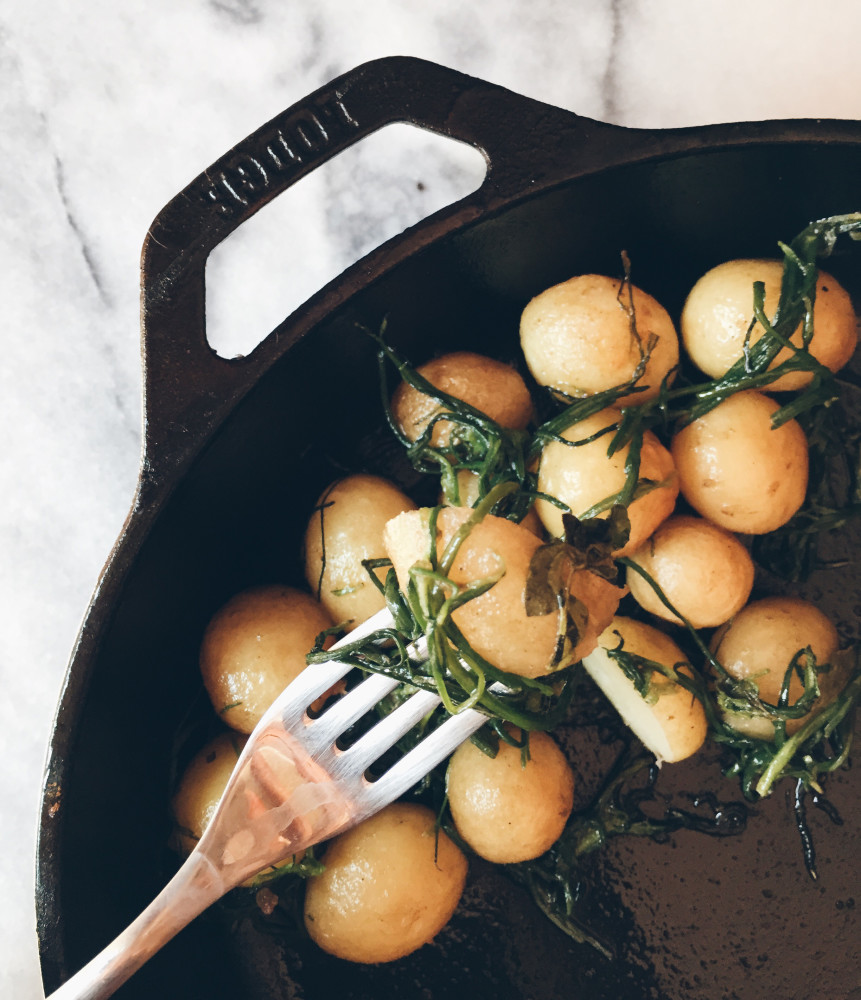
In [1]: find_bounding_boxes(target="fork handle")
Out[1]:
[45,850,227,1000]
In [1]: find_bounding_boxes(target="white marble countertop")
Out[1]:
[3,1,861,995]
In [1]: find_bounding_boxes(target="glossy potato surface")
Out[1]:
[304,474,417,630]
[200,585,333,734]
[447,729,574,863]
[384,506,622,676]
[303,803,467,964]
[520,273,679,405]
[671,390,808,534]
[626,515,754,628]
[535,407,678,556]
[681,259,857,391]
[391,350,533,446]
[711,596,841,739]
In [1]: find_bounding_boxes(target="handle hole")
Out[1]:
[205,124,487,360]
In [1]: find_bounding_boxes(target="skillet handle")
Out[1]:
[139,55,624,496]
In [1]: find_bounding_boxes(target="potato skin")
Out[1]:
[304,803,467,964]
[304,474,417,630]
[592,617,708,763]
[440,470,544,536]
[446,729,574,863]
[520,273,679,405]
[535,407,678,556]
[671,390,808,534]
[681,259,857,391]
[172,732,246,857]
[172,732,304,879]
[626,515,754,628]
[384,507,623,677]
[711,597,841,739]
[200,585,333,734]
[391,350,533,446]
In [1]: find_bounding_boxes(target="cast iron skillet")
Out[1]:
[37,57,861,1000]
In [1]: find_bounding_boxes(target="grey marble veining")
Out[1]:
[3,1,861,996]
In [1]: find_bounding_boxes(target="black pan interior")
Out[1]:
[43,140,861,1000]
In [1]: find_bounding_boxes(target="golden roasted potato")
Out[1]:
[304,474,417,629]
[520,273,679,405]
[535,407,678,556]
[711,596,843,739]
[446,728,574,863]
[583,617,708,763]
[681,259,857,391]
[200,585,333,734]
[391,350,533,446]
[384,506,623,677]
[626,515,754,628]
[671,390,808,534]
[304,803,467,963]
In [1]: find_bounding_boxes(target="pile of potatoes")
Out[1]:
[172,256,856,965]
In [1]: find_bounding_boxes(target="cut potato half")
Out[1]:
[582,617,707,763]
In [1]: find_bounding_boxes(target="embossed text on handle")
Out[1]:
[193,90,359,217]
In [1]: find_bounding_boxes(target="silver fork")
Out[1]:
[48,607,488,1000]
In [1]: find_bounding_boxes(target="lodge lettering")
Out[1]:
[196,91,359,217]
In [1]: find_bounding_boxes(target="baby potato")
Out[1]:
[583,617,708,763]
[520,273,679,406]
[443,469,485,509]
[446,728,574,863]
[671,390,808,534]
[391,350,533,446]
[681,258,857,391]
[171,732,302,878]
[440,470,544,536]
[173,732,246,857]
[384,507,623,677]
[304,474,417,630]
[711,596,842,739]
[304,803,467,964]
[200,585,333,734]
[626,515,754,628]
[535,407,678,556]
